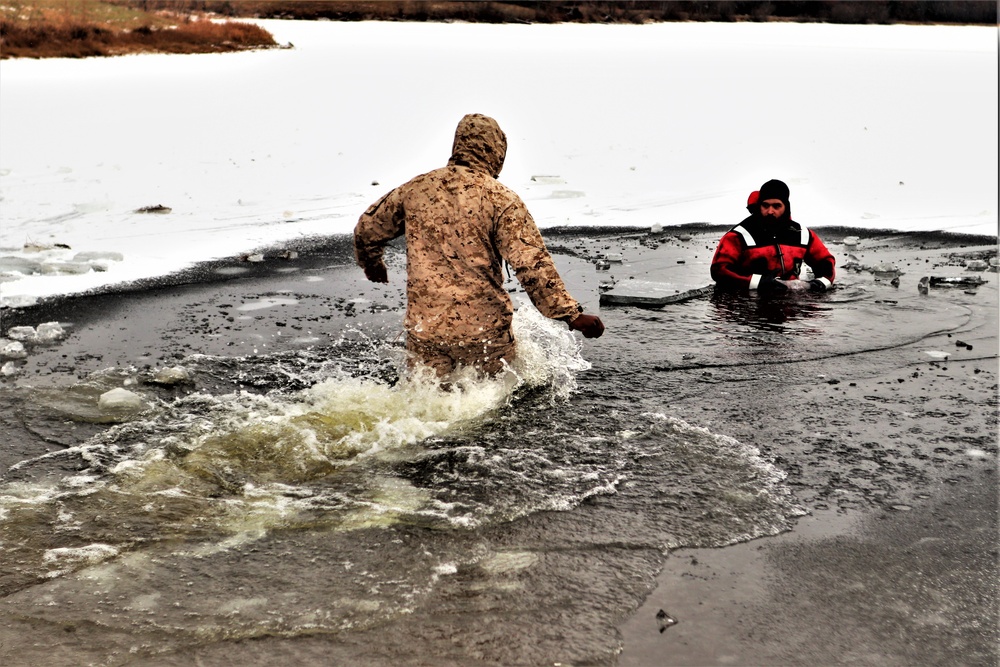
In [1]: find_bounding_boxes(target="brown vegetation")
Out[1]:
[1,0,277,59]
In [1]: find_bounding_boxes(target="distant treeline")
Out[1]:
[119,1,998,25]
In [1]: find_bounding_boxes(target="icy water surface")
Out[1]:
[0,230,991,665]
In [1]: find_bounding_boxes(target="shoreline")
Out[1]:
[2,224,996,322]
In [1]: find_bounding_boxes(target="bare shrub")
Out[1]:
[1,13,275,58]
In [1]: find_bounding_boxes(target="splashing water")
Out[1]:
[0,304,598,582]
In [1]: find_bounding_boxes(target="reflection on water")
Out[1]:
[709,287,831,330]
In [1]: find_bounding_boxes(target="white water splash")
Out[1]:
[0,303,596,568]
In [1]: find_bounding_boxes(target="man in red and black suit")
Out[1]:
[711,179,836,294]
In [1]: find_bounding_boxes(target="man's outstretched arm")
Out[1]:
[354,189,405,283]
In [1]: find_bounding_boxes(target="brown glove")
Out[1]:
[363,260,388,284]
[568,313,605,338]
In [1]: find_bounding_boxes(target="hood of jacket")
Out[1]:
[447,113,507,178]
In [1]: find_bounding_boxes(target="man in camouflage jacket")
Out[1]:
[355,113,604,376]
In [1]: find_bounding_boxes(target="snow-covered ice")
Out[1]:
[1,20,996,307]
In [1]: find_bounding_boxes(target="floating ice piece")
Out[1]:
[923,350,951,361]
[843,236,860,247]
[151,366,191,385]
[650,223,663,233]
[36,322,67,342]
[43,543,119,566]
[601,282,714,307]
[872,263,901,280]
[6,326,37,341]
[529,175,565,184]
[1,341,27,360]
[98,387,147,412]
[964,260,988,271]
[926,276,986,288]
[1,361,21,377]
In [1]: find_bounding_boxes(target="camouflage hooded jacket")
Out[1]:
[354,114,582,344]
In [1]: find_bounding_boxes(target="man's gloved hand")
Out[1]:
[758,275,788,295]
[809,279,829,292]
[780,278,812,292]
[568,313,605,338]
[363,260,388,284]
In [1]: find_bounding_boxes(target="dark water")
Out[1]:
[0,229,994,665]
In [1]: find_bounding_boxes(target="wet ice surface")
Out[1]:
[0,229,996,665]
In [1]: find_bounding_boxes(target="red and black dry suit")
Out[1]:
[710,214,836,292]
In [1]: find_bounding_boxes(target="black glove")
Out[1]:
[809,279,828,292]
[568,313,605,338]
[758,275,788,295]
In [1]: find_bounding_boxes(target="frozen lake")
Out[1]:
[1,19,997,308]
